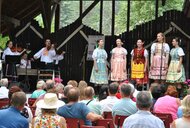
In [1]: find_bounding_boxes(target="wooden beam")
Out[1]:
[2,15,20,27]
[40,0,51,35]
[77,0,100,23]
[80,0,83,16]
[20,6,40,20]
[111,0,115,36]
[15,0,39,17]
[51,4,57,23]
[99,0,103,34]
[127,0,130,32]
[0,0,2,33]
[55,4,60,32]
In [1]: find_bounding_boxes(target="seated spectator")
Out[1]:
[112,83,138,116]
[123,91,165,128]
[78,80,88,100]
[0,92,29,128]
[171,95,190,128]
[55,83,64,99]
[154,85,181,120]
[150,83,162,108]
[100,82,119,114]
[32,93,66,128]
[80,86,101,115]
[30,80,46,98]
[67,80,78,87]
[1,86,33,123]
[61,84,73,103]
[57,87,103,125]
[0,78,9,99]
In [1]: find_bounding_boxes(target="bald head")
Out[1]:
[84,86,95,99]
[67,87,80,102]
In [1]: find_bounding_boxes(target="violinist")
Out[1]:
[2,40,20,60]
[33,39,56,69]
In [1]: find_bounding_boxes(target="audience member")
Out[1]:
[150,83,162,108]
[171,95,190,128]
[57,87,103,125]
[67,80,78,87]
[0,92,29,128]
[123,91,165,128]
[78,80,88,100]
[61,84,73,103]
[1,85,33,123]
[0,78,9,99]
[32,93,66,128]
[80,86,101,115]
[30,80,46,98]
[55,83,64,99]
[154,85,181,120]
[112,83,138,116]
[100,82,119,114]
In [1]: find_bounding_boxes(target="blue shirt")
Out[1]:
[177,107,183,118]
[0,107,29,128]
[112,98,138,116]
[123,110,165,128]
[57,102,91,125]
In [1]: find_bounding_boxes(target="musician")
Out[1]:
[20,53,31,69]
[51,43,65,70]
[33,39,56,69]
[2,40,20,60]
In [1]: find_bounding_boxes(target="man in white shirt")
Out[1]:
[33,39,56,69]
[122,91,165,128]
[100,82,119,114]
[0,78,9,99]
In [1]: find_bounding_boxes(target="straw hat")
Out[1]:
[36,93,65,109]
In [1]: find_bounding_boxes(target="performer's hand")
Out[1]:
[177,67,181,73]
[62,51,66,54]
[124,69,126,72]
[33,56,38,60]
[144,68,146,73]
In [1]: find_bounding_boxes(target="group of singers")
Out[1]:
[90,32,186,87]
[2,39,65,77]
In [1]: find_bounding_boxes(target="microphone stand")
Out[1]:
[79,44,88,80]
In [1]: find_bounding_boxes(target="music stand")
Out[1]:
[5,55,21,81]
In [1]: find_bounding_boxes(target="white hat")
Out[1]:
[36,93,65,109]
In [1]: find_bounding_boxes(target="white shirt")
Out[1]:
[2,47,20,60]
[20,59,31,69]
[0,86,9,99]
[52,54,64,65]
[34,48,56,63]
[99,96,119,114]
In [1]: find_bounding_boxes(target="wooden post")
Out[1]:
[155,0,159,33]
[40,0,51,37]
[55,4,60,32]
[127,0,130,32]
[80,0,83,17]
[111,0,115,36]
[0,0,3,33]
[99,0,103,34]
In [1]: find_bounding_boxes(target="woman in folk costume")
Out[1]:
[111,39,127,82]
[149,32,170,83]
[131,39,148,85]
[90,39,108,86]
[166,37,186,83]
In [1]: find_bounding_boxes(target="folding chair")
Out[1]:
[152,112,173,128]
[28,98,37,106]
[65,118,85,128]
[81,125,105,128]
[103,111,113,119]
[114,115,128,128]
[29,106,36,117]
[93,119,114,128]
[0,98,9,108]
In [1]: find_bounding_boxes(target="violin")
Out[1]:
[11,44,24,52]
